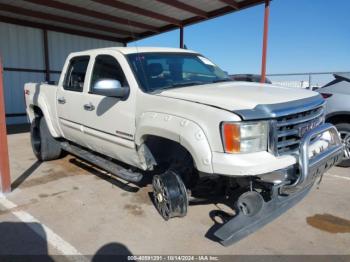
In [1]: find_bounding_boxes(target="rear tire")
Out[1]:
[335,123,350,167]
[30,117,62,161]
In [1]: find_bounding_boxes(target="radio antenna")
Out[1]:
[126,18,149,91]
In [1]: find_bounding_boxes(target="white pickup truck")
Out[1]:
[24,47,347,245]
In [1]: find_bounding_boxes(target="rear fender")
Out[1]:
[28,96,60,138]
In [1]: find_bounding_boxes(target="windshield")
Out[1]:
[127,52,230,93]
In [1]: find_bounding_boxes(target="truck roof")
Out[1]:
[69,47,197,57]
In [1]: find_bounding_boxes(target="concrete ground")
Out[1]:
[1,132,350,257]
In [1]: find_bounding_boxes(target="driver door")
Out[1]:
[82,53,139,167]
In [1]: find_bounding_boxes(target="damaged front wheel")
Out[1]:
[152,171,188,220]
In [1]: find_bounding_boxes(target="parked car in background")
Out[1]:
[230,74,272,84]
[316,73,350,167]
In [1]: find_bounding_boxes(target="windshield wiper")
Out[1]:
[169,81,204,88]
[212,78,233,83]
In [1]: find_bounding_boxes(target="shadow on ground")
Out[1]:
[0,222,53,260]
[92,243,132,262]
[11,161,42,191]
[0,221,133,260]
[69,158,140,193]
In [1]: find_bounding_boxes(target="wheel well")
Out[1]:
[142,135,195,171]
[326,114,350,125]
[30,105,43,118]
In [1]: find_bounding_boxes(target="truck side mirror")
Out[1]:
[92,79,129,98]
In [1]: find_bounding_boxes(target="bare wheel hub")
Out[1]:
[156,192,164,202]
[237,191,265,217]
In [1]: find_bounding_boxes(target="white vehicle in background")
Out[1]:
[316,73,350,167]
[24,47,347,245]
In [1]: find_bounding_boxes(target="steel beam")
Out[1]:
[92,0,181,26]
[0,3,134,37]
[180,27,184,49]
[24,0,158,32]
[0,58,11,194]
[43,29,50,82]
[156,0,207,18]
[260,0,270,83]
[0,15,127,43]
[219,0,239,10]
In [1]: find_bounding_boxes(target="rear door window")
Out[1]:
[63,56,90,92]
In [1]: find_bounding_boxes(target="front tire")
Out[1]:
[152,170,188,220]
[335,123,350,167]
[30,117,62,161]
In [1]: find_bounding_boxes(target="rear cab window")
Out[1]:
[63,56,90,92]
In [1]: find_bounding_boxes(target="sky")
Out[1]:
[129,0,350,83]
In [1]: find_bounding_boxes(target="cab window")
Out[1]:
[90,55,128,94]
[63,56,90,92]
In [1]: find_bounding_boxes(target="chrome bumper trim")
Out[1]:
[283,123,344,193]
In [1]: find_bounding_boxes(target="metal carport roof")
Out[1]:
[0,0,265,44]
[0,0,270,193]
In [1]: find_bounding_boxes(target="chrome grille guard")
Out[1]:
[282,123,344,193]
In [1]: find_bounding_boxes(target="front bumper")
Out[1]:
[212,151,297,177]
[214,123,345,246]
[214,183,313,246]
[282,123,344,193]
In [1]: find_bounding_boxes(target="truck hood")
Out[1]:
[156,81,318,111]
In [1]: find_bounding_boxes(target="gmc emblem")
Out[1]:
[297,118,322,137]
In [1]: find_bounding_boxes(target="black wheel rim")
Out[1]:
[152,171,188,220]
[153,175,171,220]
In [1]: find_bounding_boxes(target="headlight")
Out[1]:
[221,121,269,153]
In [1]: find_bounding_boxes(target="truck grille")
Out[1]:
[274,106,325,155]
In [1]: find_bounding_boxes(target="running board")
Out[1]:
[61,142,143,183]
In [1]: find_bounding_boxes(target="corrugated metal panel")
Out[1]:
[48,31,122,71]
[0,22,44,69]
[118,0,194,21]
[0,0,265,43]
[2,0,143,34]
[3,71,45,125]
[49,73,60,82]
[0,21,123,124]
[68,0,168,27]
[6,114,27,125]
[0,11,126,38]
[179,0,226,12]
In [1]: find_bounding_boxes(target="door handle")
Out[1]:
[84,103,95,111]
[57,97,66,104]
